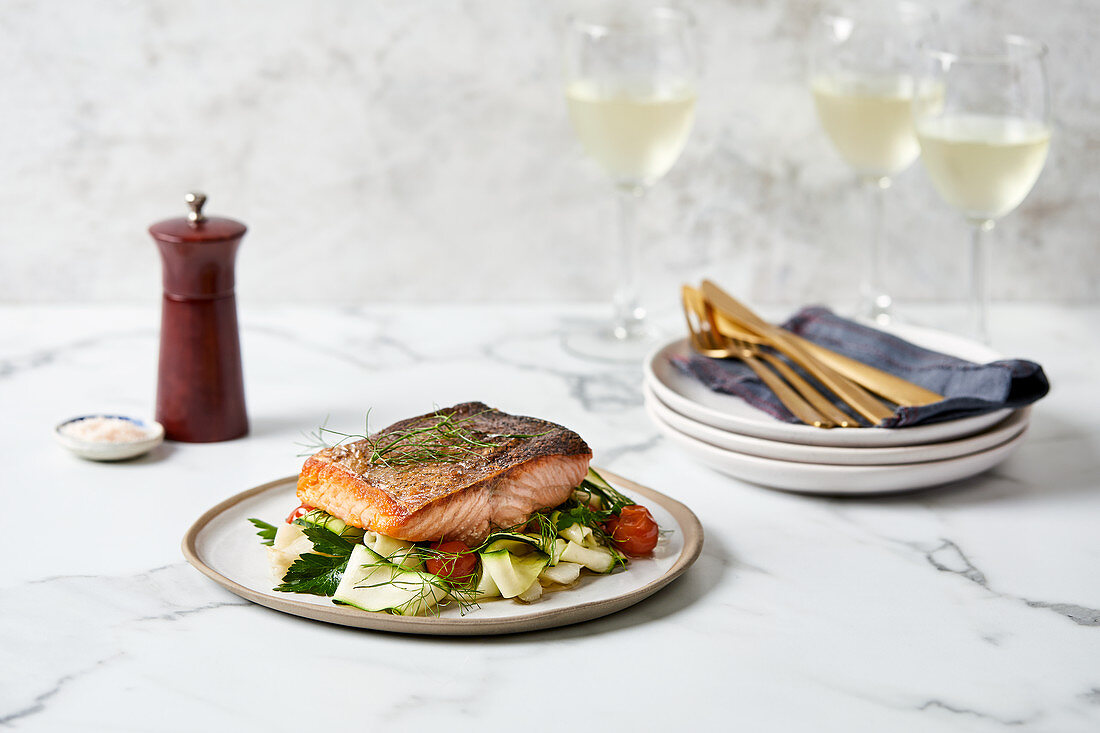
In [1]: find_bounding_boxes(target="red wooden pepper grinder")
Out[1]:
[151,192,248,442]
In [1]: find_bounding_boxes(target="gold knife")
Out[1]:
[701,280,896,424]
[710,312,943,407]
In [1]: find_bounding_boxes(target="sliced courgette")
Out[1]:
[480,549,549,598]
[539,561,583,585]
[473,567,502,600]
[481,531,555,555]
[580,468,634,512]
[560,540,617,574]
[297,510,365,541]
[516,579,542,602]
[548,538,566,566]
[333,545,448,616]
[363,531,423,570]
[559,522,596,547]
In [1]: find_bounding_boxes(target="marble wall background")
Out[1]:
[0,0,1096,311]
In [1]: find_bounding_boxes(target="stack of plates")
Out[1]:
[643,324,1031,495]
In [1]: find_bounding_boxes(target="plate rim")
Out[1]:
[181,468,704,636]
[645,385,1030,466]
[644,335,1013,448]
[652,413,1029,494]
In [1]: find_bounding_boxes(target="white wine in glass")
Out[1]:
[566,80,696,186]
[914,35,1051,343]
[563,6,698,360]
[916,115,1050,221]
[810,3,936,325]
[811,72,922,178]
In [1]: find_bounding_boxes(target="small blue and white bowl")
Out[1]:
[54,415,165,461]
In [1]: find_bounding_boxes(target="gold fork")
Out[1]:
[686,286,852,427]
[701,280,896,424]
[682,287,834,428]
[708,310,942,407]
[723,334,856,428]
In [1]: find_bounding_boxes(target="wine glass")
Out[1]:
[563,5,698,360]
[913,35,1051,344]
[810,3,936,325]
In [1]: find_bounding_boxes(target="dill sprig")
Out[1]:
[295,412,373,457]
[411,545,483,616]
[525,511,561,555]
[579,468,635,514]
[338,551,482,617]
[297,407,550,468]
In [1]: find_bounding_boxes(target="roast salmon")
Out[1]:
[296,402,592,544]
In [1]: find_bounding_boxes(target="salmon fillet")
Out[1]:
[296,402,592,544]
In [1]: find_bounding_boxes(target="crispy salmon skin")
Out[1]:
[296,402,592,544]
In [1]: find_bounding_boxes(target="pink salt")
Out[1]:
[62,417,149,443]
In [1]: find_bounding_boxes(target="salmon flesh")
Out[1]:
[296,402,593,545]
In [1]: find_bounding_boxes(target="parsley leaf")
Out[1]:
[295,521,357,555]
[248,518,278,546]
[271,520,357,596]
[275,553,350,596]
[555,504,607,532]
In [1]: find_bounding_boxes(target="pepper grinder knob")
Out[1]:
[186,191,207,226]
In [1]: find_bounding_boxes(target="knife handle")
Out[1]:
[701,280,896,424]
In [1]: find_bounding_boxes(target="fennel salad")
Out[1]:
[248,469,662,616]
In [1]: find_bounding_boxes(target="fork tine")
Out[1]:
[732,343,833,428]
[701,280,896,424]
[681,286,708,349]
[729,335,855,428]
[683,286,722,353]
[679,295,833,427]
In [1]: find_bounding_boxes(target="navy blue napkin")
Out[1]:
[673,306,1049,428]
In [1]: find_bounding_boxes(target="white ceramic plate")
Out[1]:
[182,470,703,636]
[644,322,1011,448]
[645,387,1030,466]
[652,413,1029,494]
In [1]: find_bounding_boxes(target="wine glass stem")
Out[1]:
[612,184,647,340]
[969,219,995,345]
[860,176,892,324]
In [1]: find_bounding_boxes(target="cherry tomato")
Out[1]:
[425,540,478,582]
[286,504,314,524]
[604,505,659,556]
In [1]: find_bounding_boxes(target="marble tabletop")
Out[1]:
[2,303,1098,732]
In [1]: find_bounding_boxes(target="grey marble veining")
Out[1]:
[0,0,1096,310]
[1,302,1099,730]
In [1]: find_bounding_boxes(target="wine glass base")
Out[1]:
[563,324,663,363]
[857,293,895,328]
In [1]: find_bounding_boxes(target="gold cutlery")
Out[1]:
[684,287,854,427]
[700,280,896,424]
[722,334,857,428]
[682,287,834,428]
[708,312,943,407]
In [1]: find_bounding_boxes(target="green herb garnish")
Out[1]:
[525,511,562,555]
[296,522,357,555]
[338,570,476,617]
[248,518,278,546]
[416,544,484,616]
[579,468,634,514]
[250,468,639,610]
[275,553,350,596]
[272,521,357,596]
[297,407,549,468]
